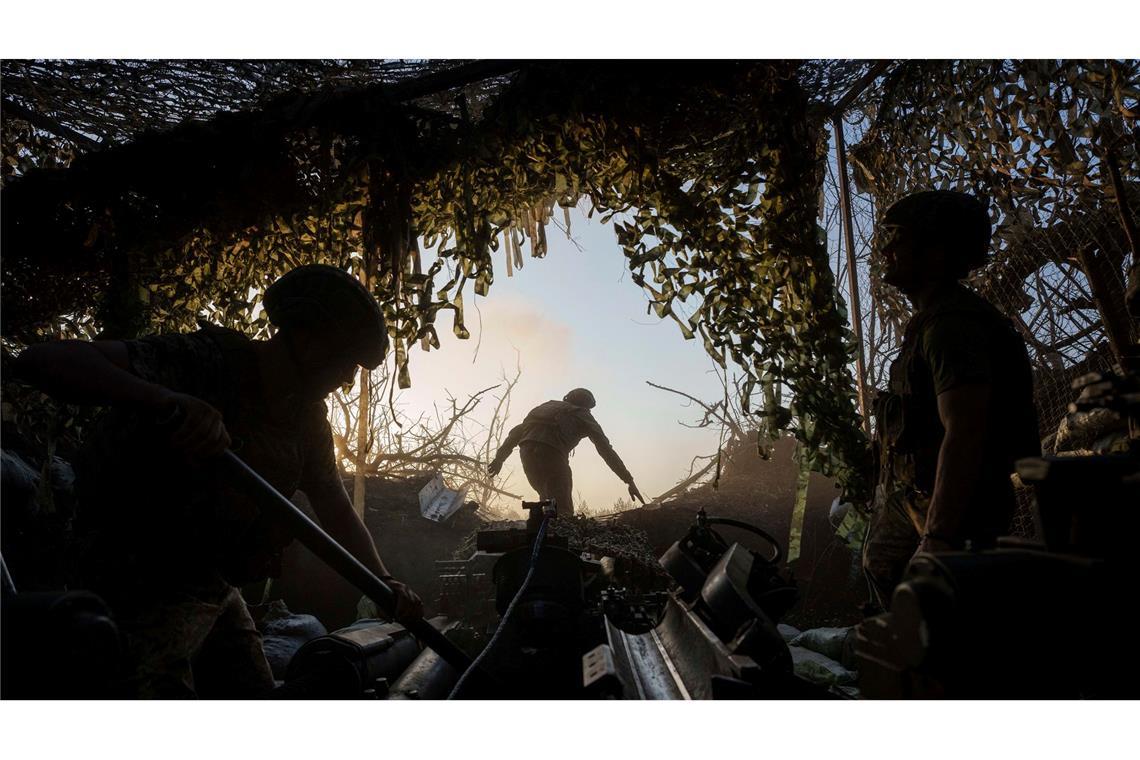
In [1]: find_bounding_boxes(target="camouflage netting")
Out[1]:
[839,61,1138,418]
[2,59,875,499]
[4,59,1137,508]
[831,60,1139,534]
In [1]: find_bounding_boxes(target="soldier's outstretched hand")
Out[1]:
[487,459,503,477]
[628,482,645,504]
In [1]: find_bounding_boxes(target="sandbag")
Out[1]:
[789,645,857,687]
[250,599,327,680]
[777,623,801,643]
[790,626,854,663]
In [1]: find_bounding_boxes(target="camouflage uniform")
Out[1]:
[492,400,633,514]
[111,575,272,698]
[863,285,1039,609]
[76,324,343,697]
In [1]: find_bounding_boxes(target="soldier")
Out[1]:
[488,388,644,515]
[13,264,423,697]
[862,191,1040,610]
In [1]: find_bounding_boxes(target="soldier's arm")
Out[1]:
[300,412,423,620]
[490,422,526,469]
[583,414,635,484]
[13,338,230,457]
[304,477,390,577]
[918,311,994,549]
[14,340,170,410]
[923,383,990,548]
[303,477,424,621]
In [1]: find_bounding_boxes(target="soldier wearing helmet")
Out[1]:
[14,264,423,697]
[488,388,644,515]
[862,191,1039,610]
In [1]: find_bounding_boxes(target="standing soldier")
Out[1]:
[488,388,644,515]
[13,264,423,697]
[862,191,1040,610]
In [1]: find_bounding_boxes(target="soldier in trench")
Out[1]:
[488,388,644,515]
[13,264,423,697]
[862,190,1040,610]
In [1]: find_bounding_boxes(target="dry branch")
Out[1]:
[328,359,524,516]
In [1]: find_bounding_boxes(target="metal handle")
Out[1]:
[218,450,478,677]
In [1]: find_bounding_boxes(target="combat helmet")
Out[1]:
[563,388,596,409]
[881,190,992,277]
[264,264,388,369]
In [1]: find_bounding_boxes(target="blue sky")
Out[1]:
[398,204,726,513]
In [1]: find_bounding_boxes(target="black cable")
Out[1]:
[447,514,550,699]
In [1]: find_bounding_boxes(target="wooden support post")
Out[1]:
[353,365,370,519]
[353,161,384,520]
[1103,147,1139,265]
[1103,145,1140,348]
[1075,244,1137,371]
[833,115,873,440]
[352,154,414,517]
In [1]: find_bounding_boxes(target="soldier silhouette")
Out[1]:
[488,388,643,515]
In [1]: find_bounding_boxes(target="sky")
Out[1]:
[395,204,726,514]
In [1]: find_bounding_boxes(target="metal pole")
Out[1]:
[832,115,873,439]
[218,451,477,677]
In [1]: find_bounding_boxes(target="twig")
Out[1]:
[645,379,746,439]
[651,457,718,504]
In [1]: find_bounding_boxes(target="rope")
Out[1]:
[447,515,550,699]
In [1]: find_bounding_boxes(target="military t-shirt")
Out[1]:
[76,325,341,591]
[881,284,1040,539]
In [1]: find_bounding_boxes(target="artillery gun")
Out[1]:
[275,500,836,699]
[2,492,837,699]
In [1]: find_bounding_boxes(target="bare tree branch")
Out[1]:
[651,457,719,504]
[326,358,524,517]
[645,379,746,440]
